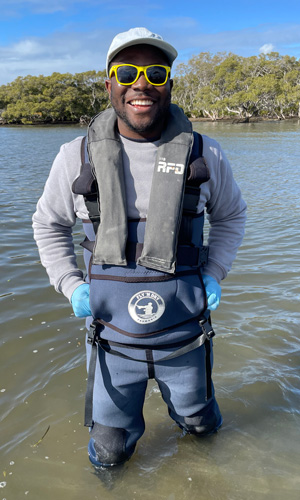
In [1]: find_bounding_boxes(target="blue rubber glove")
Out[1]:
[71,283,92,317]
[202,274,221,311]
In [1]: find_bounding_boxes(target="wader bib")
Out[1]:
[72,105,222,464]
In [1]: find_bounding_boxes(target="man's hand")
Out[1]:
[202,274,221,311]
[71,283,92,317]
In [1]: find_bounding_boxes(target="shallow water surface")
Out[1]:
[0,121,300,499]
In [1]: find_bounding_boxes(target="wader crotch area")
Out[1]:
[84,316,215,427]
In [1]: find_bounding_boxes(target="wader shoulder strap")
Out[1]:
[183,131,209,214]
[190,130,203,163]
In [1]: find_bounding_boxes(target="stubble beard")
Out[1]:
[110,90,172,135]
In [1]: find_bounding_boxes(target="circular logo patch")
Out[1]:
[128,290,165,324]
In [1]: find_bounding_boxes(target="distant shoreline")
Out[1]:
[190,116,300,123]
[1,116,299,127]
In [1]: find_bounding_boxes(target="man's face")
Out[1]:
[105,44,173,139]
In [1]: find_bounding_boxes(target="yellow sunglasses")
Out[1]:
[109,64,171,86]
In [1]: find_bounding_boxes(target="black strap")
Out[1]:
[84,322,103,427]
[190,131,203,163]
[204,338,213,400]
[98,327,213,364]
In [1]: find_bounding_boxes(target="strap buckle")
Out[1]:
[199,317,215,340]
[87,320,102,346]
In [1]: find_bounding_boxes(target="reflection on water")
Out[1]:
[0,121,300,499]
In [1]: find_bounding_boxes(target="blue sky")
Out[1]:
[1,0,300,85]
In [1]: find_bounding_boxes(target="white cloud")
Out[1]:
[259,43,275,54]
[12,39,44,56]
[172,23,300,64]
[0,30,113,84]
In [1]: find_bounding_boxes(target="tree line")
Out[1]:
[0,71,108,124]
[172,51,300,121]
[0,52,299,124]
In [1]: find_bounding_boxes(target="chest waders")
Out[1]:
[72,106,219,447]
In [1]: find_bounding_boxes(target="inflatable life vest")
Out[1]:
[72,106,211,347]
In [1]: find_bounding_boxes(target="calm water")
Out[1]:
[1,120,300,500]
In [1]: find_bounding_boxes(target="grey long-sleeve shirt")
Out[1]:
[32,133,246,301]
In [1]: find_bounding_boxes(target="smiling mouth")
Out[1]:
[129,99,154,107]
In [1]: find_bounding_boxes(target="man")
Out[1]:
[33,27,246,468]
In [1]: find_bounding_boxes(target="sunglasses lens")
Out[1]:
[146,66,167,85]
[117,66,138,84]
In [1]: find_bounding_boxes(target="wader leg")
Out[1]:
[155,340,222,436]
[88,423,136,467]
[169,397,223,436]
[86,339,148,467]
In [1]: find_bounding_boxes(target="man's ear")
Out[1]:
[105,79,111,98]
[169,79,174,91]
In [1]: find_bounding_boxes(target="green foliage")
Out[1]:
[172,52,226,117]
[0,70,109,124]
[172,52,300,120]
[1,52,300,123]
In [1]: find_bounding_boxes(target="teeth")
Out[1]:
[130,99,153,106]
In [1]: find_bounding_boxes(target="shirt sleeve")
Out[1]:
[32,137,87,300]
[200,137,247,282]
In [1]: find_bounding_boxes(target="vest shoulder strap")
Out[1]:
[71,136,99,233]
[72,136,94,195]
[74,132,209,192]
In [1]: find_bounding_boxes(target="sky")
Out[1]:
[1,0,300,85]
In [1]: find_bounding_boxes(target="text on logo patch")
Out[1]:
[157,158,184,175]
[128,290,165,324]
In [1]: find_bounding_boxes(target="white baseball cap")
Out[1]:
[106,27,178,75]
